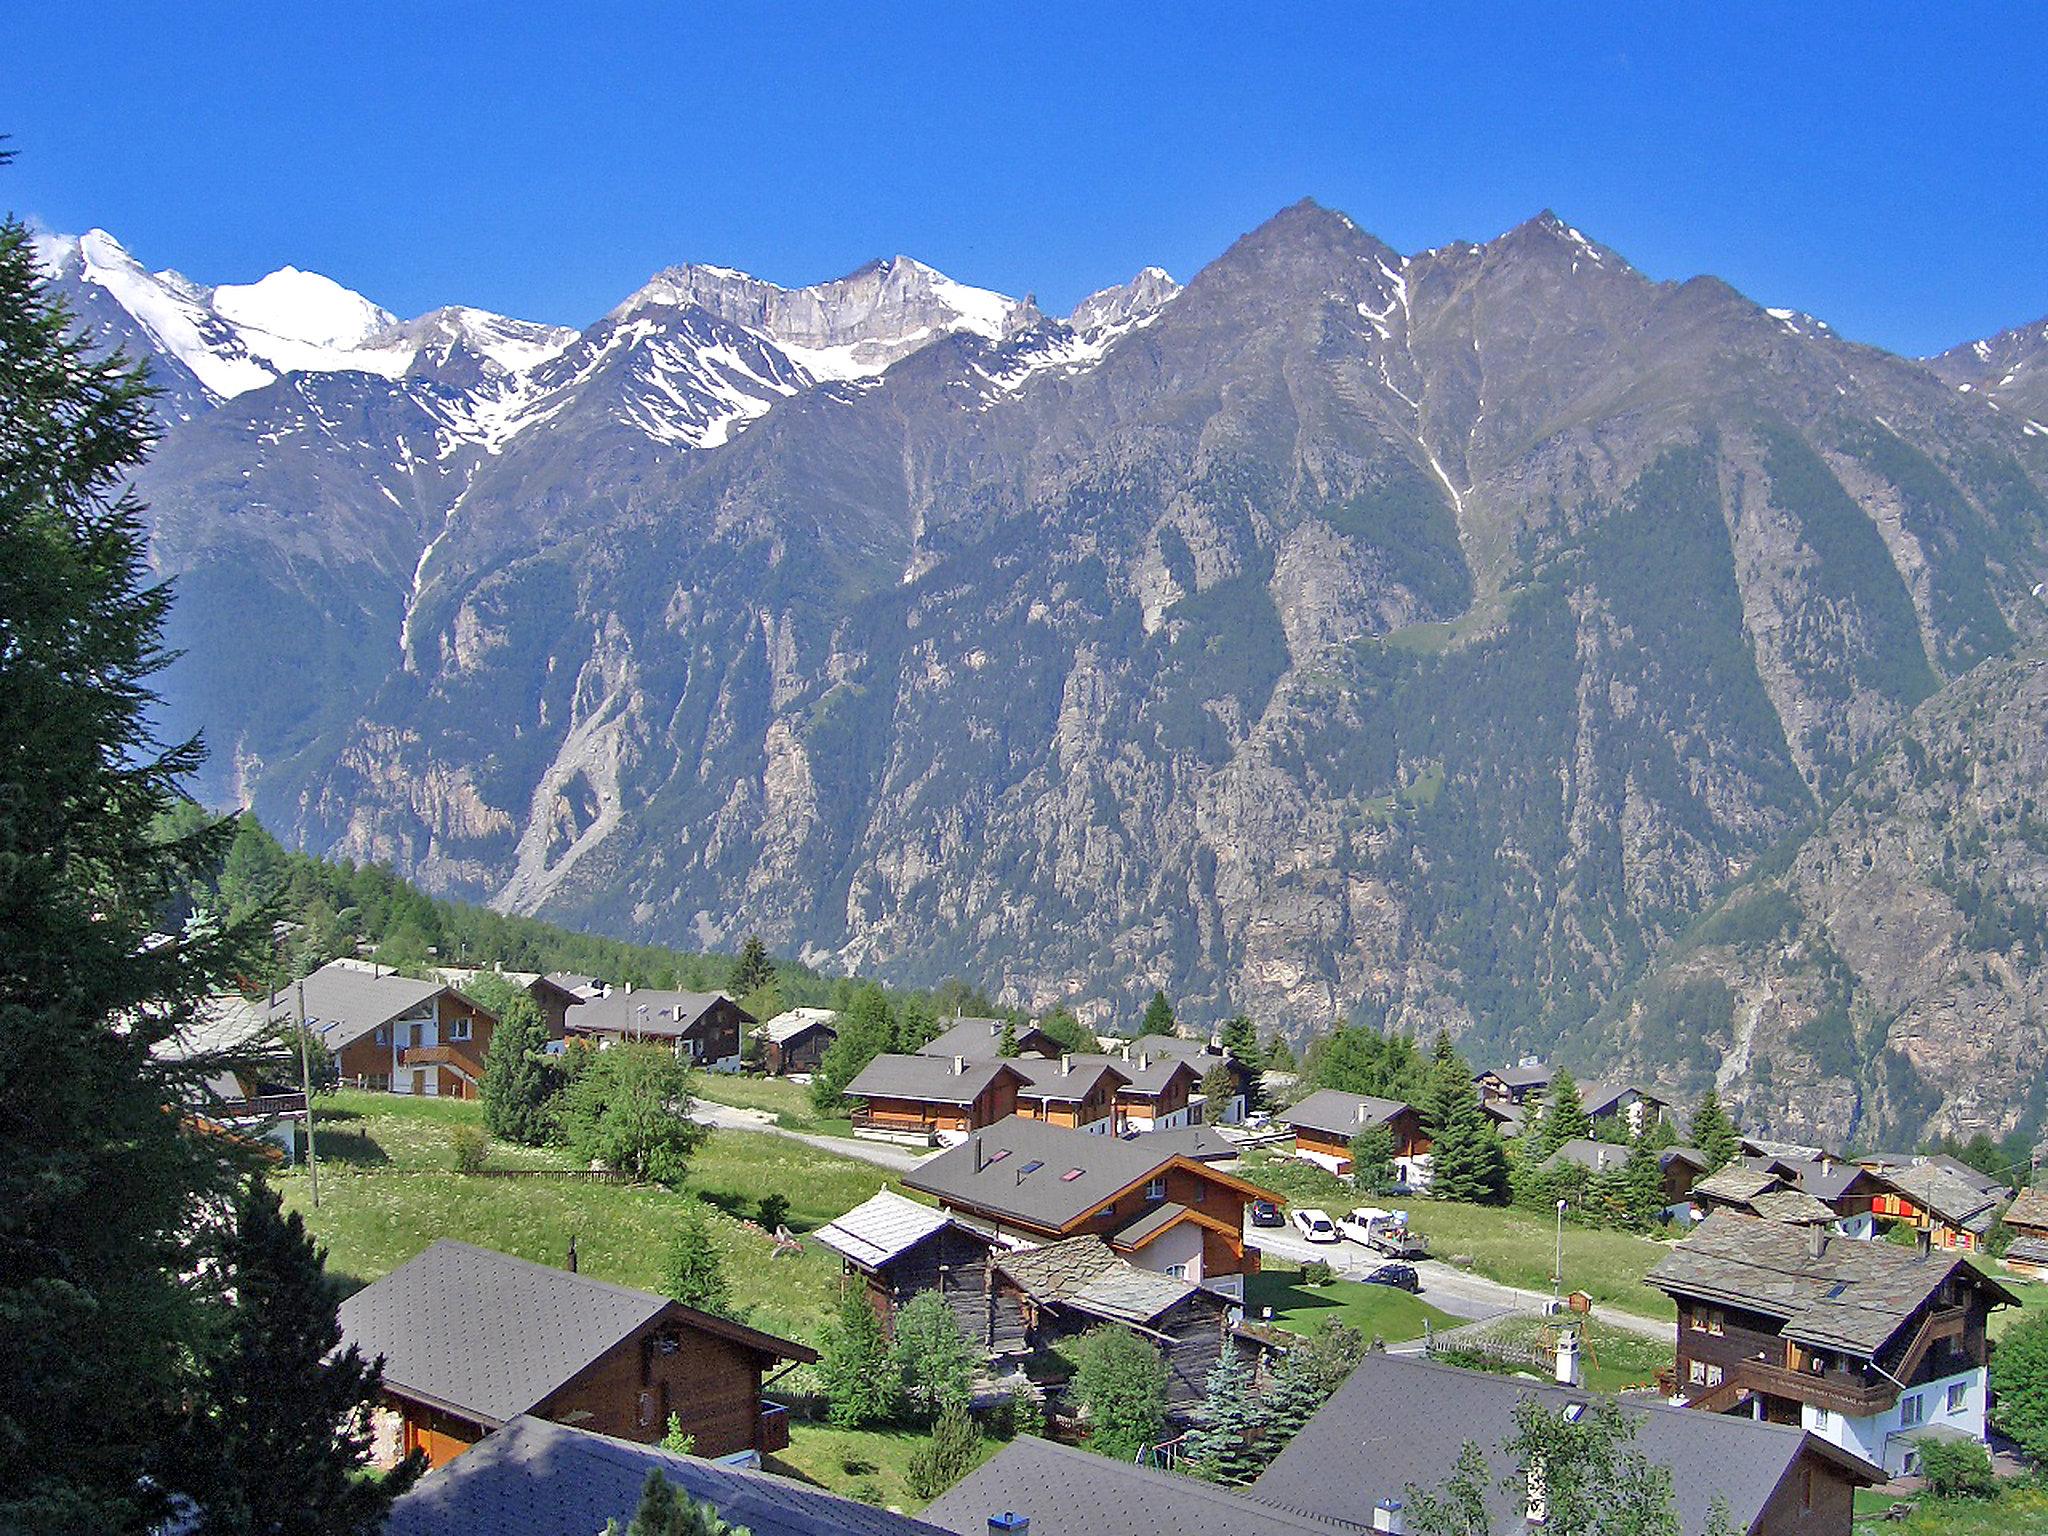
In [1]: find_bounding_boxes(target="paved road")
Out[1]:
[690,1101,931,1173]
[1244,1225,1672,1340]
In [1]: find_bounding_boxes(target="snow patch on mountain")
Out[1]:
[212,266,395,350]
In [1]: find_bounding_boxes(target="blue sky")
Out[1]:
[4,3,2043,356]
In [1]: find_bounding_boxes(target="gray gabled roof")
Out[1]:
[1883,1161,2006,1233]
[1006,1055,1129,1103]
[916,1017,1059,1060]
[1285,1088,1412,1140]
[903,1116,1270,1232]
[264,962,453,1052]
[337,1240,810,1426]
[1578,1079,1662,1117]
[1064,1050,1197,1096]
[1543,1138,1630,1175]
[815,1189,968,1271]
[845,1053,1024,1106]
[1250,1352,1879,1536]
[2005,1185,2048,1233]
[924,1434,1357,1536]
[386,1415,948,1536]
[1692,1165,1782,1206]
[1477,1058,1551,1089]
[1134,1123,1238,1163]
[756,1007,838,1045]
[564,989,742,1040]
[1646,1212,2013,1357]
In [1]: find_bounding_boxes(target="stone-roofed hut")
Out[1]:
[814,1190,996,1340]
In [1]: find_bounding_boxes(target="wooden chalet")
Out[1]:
[431,966,586,1038]
[901,1115,1281,1297]
[1117,1035,1253,1124]
[155,993,307,1161]
[916,1016,1063,1061]
[1862,1157,2007,1251]
[1091,1050,1202,1131]
[844,1054,1026,1142]
[1648,1212,2015,1478]
[1008,1055,1128,1130]
[1283,1089,1429,1185]
[1473,1056,1551,1108]
[563,988,752,1072]
[2002,1185,2048,1278]
[1579,1078,1670,1138]
[268,960,498,1100]
[815,1190,997,1340]
[754,1007,838,1075]
[338,1240,813,1471]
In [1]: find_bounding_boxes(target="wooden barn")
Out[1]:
[814,1189,997,1341]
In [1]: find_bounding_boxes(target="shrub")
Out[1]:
[1302,1259,1337,1287]
[1071,1326,1167,1460]
[905,1402,980,1501]
[449,1122,488,1174]
[1992,1310,2048,1463]
[1918,1436,1997,1500]
[757,1193,791,1232]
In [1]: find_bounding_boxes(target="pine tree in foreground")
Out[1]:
[820,1285,898,1428]
[1180,1341,1266,1486]
[173,1178,423,1534]
[906,1402,981,1500]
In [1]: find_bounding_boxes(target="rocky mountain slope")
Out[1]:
[40,203,2048,1142]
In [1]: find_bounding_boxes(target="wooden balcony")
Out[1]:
[400,1042,485,1080]
[758,1401,791,1455]
[1686,1355,1896,1418]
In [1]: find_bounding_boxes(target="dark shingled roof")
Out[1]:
[1250,1351,1880,1535]
[1068,1050,1199,1096]
[1647,1212,2015,1357]
[2004,1236,2048,1267]
[845,1053,1025,1106]
[903,1116,1275,1232]
[2006,1185,2048,1233]
[1692,1165,1782,1206]
[1883,1161,2005,1234]
[1478,1059,1551,1090]
[386,1415,947,1536]
[338,1240,811,1426]
[924,1434,1358,1536]
[1747,1188,1841,1226]
[266,962,453,1052]
[1007,1056,1130,1103]
[916,1017,1059,1060]
[1543,1138,1631,1175]
[992,1236,1200,1325]
[563,989,741,1040]
[1133,1123,1238,1162]
[1284,1088,1412,1140]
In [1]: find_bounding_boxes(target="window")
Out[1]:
[1686,1360,1724,1388]
[1164,1263,1189,1279]
[1812,1407,1833,1431]
[1947,1381,1968,1414]
[1900,1393,1924,1428]
[451,1018,471,1042]
[1689,1307,1724,1336]
[1145,1177,1167,1201]
[1191,1183,1205,1203]
[375,1025,390,1045]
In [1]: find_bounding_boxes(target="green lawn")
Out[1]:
[690,1072,857,1138]
[284,1092,894,1345]
[1245,1263,1459,1345]
[1852,1486,2048,1535]
[1433,1313,1673,1394]
[1239,1150,1677,1320]
[768,1422,1002,1512]
[1978,1265,2048,1341]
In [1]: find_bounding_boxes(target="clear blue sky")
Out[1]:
[4,3,2043,356]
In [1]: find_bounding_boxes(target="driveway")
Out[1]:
[689,1100,931,1174]
[1244,1225,1672,1340]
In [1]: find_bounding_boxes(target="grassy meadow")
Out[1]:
[1245,1261,1459,1344]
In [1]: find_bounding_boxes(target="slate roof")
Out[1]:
[1543,1138,1630,1174]
[903,1116,1274,1233]
[1250,1352,1880,1536]
[1646,1212,2013,1358]
[916,1017,1058,1060]
[265,962,452,1051]
[924,1434,1358,1536]
[1747,1188,1840,1226]
[1919,1153,2013,1198]
[1692,1165,1782,1206]
[564,990,739,1040]
[1884,1161,2005,1234]
[1285,1089,1412,1140]
[1777,1156,1879,1205]
[1006,1055,1129,1102]
[992,1235,1201,1325]
[2004,1236,2048,1267]
[1660,1146,1710,1172]
[386,1415,947,1536]
[815,1190,961,1270]
[1069,1264,1204,1325]
[2005,1185,2048,1233]
[845,1053,1024,1106]
[994,1235,1124,1301]
[756,1006,838,1045]
[337,1240,810,1426]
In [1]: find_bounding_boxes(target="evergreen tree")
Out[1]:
[476,980,555,1146]
[1992,1309,2048,1462]
[1636,1113,1680,1152]
[1201,1059,1238,1124]
[662,1205,735,1316]
[996,1019,1021,1057]
[1619,1137,1668,1229]
[1686,1087,1742,1172]
[905,1402,981,1501]
[1533,1068,1591,1158]
[0,192,258,1530]
[1218,1014,1262,1070]
[173,1179,423,1534]
[605,1469,749,1536]
[1304,1026,1430,1101]
[1037,1005,1100,1054]
[731,934,775,998]
[1263,1034,1297,1070]
[1140,990,1176,1037]
[1348,1123,1398,1194]
[1072,1325,1167,1460]
[561,1044,704,1184]
[1425,1048,1508,1205]
[890,1290,974,1422]
[1180,1342,1266,1486]
[810,982,897,1113]
[820,1286,897,1427]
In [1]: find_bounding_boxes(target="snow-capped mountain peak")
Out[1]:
[211,265,395,351]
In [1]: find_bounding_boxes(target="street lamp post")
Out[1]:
[1553,1198,1567,1307]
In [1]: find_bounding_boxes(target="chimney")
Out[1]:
[1808,1222,1828,1260]
[566,1234,579,1274]
[1138,1052,1150,1071]
[954,1055,966,1075]
[989,1516,1029,1536]
[1917,1226,1933,1260]
[1357,1103,1370,1125]
[1372,1499,1407,1535]
[970,1133,984,1172]
[1062,1054,1073,1077]
[1554,1327,1582,1387]
[624,981,633,995]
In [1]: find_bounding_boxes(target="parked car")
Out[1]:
[1249,1198,1284,1228]
[1292,1208,1340,1243]
[1361,1262,1420,1292]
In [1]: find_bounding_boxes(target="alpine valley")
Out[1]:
[38,202,2048,1149]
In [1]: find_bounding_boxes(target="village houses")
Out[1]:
[269,959,499,1100]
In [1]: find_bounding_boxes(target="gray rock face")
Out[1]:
[43,202,2048,1143]
[1928,315,2048,430]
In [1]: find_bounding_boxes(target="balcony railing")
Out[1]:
[400,1042,484,1078]
[1689,1356,1896,1418]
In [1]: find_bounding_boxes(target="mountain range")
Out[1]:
[34,201,2048,1149]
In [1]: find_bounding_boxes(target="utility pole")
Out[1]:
[297,977,320,1209]
[1553,1198,1567,1307]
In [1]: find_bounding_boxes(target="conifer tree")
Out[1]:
[1687,1087,1742,1172]
[996,1019,1021,1057]
[820,1285,898,1427]
[890,1290,974,1422]
[173,1179,423,1534]
[662,1205,735,1316]
[1264,1034,1297,1070]
[478,983,554,1146]
[604,1469,749,1536]
[1348,1123,1398,1194]
[1218,1014,1261,1069]
[1423,1044,1508,1205]
[0,189,260,1530]
[1181,1342,1266,1485]
[1533,1068,1591,1158]
[810,982,897,1113]
[906,1402,981,1500]
[1140,989,1176,1037]
[1201,1059,1238,1124]
[731,934,775,998]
